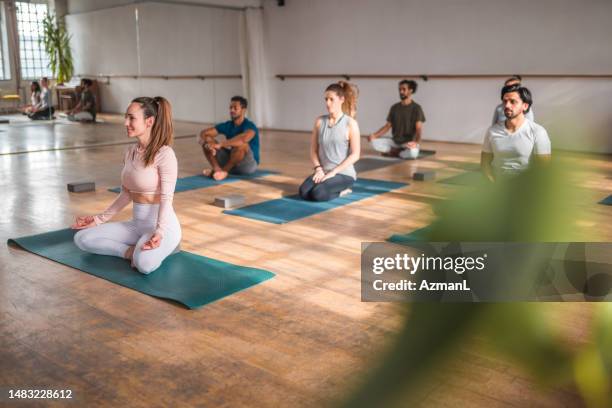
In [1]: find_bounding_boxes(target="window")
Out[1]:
[0,1,10,80]
[16,1,51,79]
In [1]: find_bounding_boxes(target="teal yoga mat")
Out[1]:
[224,178,408,224]
[108,169,278,193]
[599,195,612,206]
[387,225,434,244]
[438,171,484,186]
[7,229,275,309]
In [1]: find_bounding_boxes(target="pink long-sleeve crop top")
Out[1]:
[94,144,178,237]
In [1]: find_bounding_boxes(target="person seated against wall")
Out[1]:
[298,81,360,202]
[28,77,54,120]
[481,85,551,182]
[67,78,96,122]
[198,96,260,181]
[72,79,85,106]
[19,81,41,115]
[492,75,534,125]
[367,79,426,159]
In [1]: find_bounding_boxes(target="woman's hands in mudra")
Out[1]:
[124,232,162,269]
[142,232,162,250]
[71,215,96,229]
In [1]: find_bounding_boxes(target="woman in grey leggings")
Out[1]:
[299,82,361,201]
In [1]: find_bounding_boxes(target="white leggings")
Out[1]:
[371,137,420,159]
[68,111,94,122]
[74,203,181,274]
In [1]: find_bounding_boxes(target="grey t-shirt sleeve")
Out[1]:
[482,129,493,153]
[533,125,551,155]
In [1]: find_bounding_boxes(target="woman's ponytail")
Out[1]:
[132,96,174,166]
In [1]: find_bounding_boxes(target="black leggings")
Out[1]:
[298,173,354,202]
[28,107,54,120]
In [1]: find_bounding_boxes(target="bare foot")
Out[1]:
[202,168,214,177]
[339,188,352,197]
[213,170,228,181]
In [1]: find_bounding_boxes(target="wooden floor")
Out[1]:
[1,114,610,407]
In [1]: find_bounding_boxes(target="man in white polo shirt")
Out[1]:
[481,85,551,181]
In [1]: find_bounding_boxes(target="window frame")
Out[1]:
[15,0,52,80]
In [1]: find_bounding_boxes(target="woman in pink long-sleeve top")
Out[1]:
[71,96,181,274]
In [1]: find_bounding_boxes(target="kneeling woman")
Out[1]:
[299,82,360,201]
[72,97,180,274]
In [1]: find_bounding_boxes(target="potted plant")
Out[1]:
[41,13,73,85]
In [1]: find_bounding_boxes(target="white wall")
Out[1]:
[65,1,247,123]
[262,0,612,153]
[64,0,612,153]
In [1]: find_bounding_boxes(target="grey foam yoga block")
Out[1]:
[67,181,96,193]
[412,171,436,181]
[214,194,245,209]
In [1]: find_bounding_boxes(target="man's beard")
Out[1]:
[399,94,407,100]
[504,110,518,119]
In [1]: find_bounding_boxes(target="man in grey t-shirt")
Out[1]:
[368,79,426,159]
[492,75,534,125]
[481,85,551,181]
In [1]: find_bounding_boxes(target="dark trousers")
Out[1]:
[28,107,55,120]
[298,173,354,202]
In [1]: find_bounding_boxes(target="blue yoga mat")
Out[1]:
[108,169,278,193]
[599,195,612,206]
[8,229,275,309]
[224,178,408,224]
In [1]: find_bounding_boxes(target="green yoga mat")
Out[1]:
[7,229,275,309]
[108,169,278,193]
[438,171,485,186]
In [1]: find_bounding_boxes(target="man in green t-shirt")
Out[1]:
[67,78,96,122]
[368,79,426,159]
